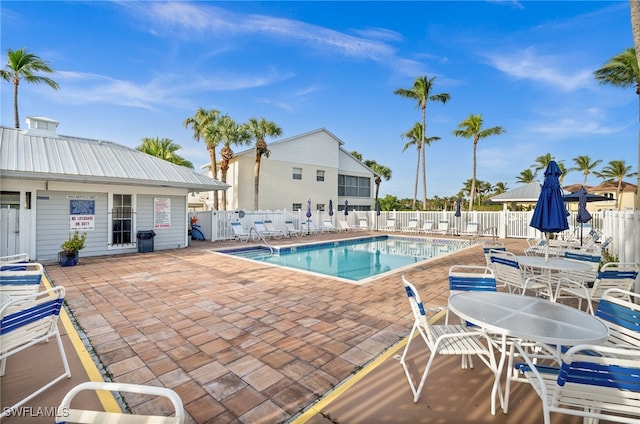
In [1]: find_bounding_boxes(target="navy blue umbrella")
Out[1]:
[328,199,334,216]
[306,198,312,235]
[576,186,592,246]
[530,161,569,260]
[375,199,381,216]
[344,200,349,216]
[454,197,461,218]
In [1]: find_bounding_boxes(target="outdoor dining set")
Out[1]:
[399,161,640,423]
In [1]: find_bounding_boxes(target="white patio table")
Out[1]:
[448,291,609,415]
[515,255,593,300]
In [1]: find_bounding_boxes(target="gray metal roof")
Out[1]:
[489,182,542,203]
[0,126,228,192]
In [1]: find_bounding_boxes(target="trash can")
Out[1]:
[137,230,155,253]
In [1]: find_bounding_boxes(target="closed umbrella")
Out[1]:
[454,197,461,236]
[375,199,381,230]
[306,198,312,235]
[328,199,334,216]
[344,200,349,216]
[576,186,592,246]
[530,161,569,261]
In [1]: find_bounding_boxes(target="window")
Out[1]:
[0,191,20,209]
[316,203,325,212]
[338,175,371,197]
[316,170,325,182]
[292,203,302,211]
[111,194,133,246]
[293,167,302,180]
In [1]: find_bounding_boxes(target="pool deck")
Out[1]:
[2,231,579,423]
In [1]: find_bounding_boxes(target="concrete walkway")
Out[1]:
[2,233,574,423]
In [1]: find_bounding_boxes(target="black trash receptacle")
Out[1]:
[137,230,156,253]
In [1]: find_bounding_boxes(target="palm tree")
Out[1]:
[492,182,508,195]
[209,115,250,210]
[244,117,282,210]
[594,47,640,209]
[394,76,450,209]
[516,169,537,184]
[401,122,440,209]
[1,48,59,128]
[532,153,556,173]
[594,160,637,209]
[183,108,221,209]
[364,159,392,206]
[571,155,602,186]
[453,114,505,211]
[136,137,193,168]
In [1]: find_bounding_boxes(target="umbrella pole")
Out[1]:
[544,233,549,262]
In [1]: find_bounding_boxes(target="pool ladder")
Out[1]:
[248,227,274,255]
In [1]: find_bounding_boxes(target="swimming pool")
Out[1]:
[216,235,473,284]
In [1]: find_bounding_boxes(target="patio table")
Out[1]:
[448,291,609,415]
[515,255,593,300]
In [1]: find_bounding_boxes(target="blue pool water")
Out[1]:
[217,235,471,282]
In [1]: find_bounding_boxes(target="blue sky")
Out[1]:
[1,1,636,200]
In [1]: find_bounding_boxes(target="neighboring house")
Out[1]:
[0,117,228,261]
[588,181,637,211]
[216,128,376,213]
[489,182,542,211]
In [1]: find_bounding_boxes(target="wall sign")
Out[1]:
[69,198,95,230]
[154,197,171,229]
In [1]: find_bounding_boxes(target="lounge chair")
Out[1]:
[301,221,323,234]
[402,218,419,233]
[0,262,44,298]
[1,287,71,417]
[419,220,434,234]
[263,220,286,239]
[56,381,184,424]
[380,218,396,232]
[322,218,337,232]
[230,222,251,241]
[253,220,282,239]
[433,220,450,235]
[338,221,352,232]
[0,253,29,265]
[284,220,302,237]
[358,218,371,231]
[459,222,479,236]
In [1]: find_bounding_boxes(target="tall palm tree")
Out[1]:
[401,122,440,210]
[209,115,250,210]
[594,47,640,209]
[594,160,637,209]
[516,169,537,184]
[364,159,392,206]
[492,181,508,195]
[571,155,602,186]
[183,108,221,209]
[1,48,59,128]
[453,114,505,211]
[136,137,193,168]
[394,76,450,209]
[532,153,557,173]
[244,117,282,210]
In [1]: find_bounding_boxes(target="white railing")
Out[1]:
[189,209,640,263]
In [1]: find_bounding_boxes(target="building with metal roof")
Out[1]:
[0,117,228,261]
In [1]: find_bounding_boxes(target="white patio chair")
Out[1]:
[380,218,396,231]
[489,253,553,298]
[401,218,418,233]
[263,219,286,239]
[253,220,282,239]
[0,262,44,298]
[0,253,29,264]
[555,262,638,315]
[459,222,479,236]
[301,220,323,234]
[447,265,496,325]
[358,218,371,230]
[55,381,184,424]
[337,220,353,232]
[399,275,497,404]
[230,222,251,241]
[554,250,601,286]
[322,218,337,232]
[512,342,640,424]
[595,288,640,349]
[1,287,71,417]
[419,220,434,234]
[284,220,302,237]
[433,220,450,235]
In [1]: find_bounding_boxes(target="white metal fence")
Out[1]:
[189,209,640,262]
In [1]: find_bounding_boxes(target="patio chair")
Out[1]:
[595,288,640,349]
[380,217,396,232]
[1,287,71,417]
[56,381,184,424]
[401,218,419,233]
[301,220,323,234]
[489,253,553,298]
[284,220,302,237]
[399,275,497,404]
[0,262,44,298]
[447,265,496,325]
[338,220,353,232]
[555,262,638,315]
[555,250,601,286]
[322,218,337,232]
[0,253,29,265]
[433,220,450,235]
[230,222,251,241]
[263,219,286,239]
[459,222,479,237]
[419,220,435,234]
[358,218,371,231]
[512,342,640,424]
[253,220,281,239]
